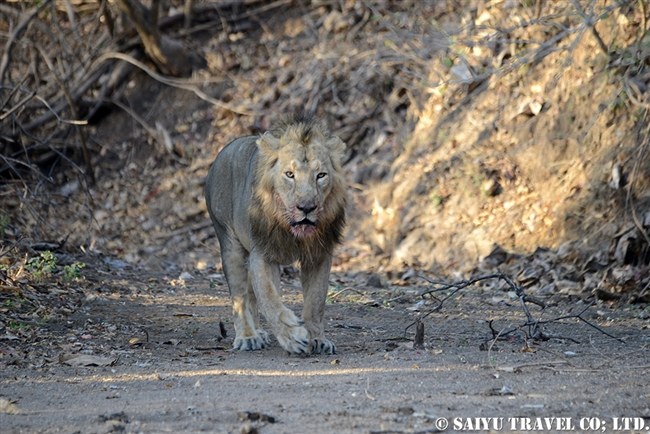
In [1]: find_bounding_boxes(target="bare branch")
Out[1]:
[0,91,35,121]
[184,0,195,29]
[0,0,53,86]
[408,270,624,345]
[63,0,79,38]
[21,64,108,132]
[93,51,258,115]
[570,0,609,56]
[33,44,95,183]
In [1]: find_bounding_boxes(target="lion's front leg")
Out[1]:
[249,250,310,354]
[221,241,270,351]
[301,255,336,355]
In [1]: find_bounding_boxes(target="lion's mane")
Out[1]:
[248,116,347,265]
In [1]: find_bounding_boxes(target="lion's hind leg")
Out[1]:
[242,276,271,348]
[221,241,270,351]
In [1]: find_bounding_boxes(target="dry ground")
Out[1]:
[1,261,649,434]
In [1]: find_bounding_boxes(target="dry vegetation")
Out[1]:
[2,2,650,431]
[1,0,650,342]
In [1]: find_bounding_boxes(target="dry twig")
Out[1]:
[406,270,625,345]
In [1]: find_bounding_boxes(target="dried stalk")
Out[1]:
[0,0,53,86]
[570,0,609,56]
[34,45,95,184]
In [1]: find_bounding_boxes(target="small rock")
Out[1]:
[322,10,351,33]
[237,411,275,423]
[240,422,258,434]
[0,398,21,415]
[179,271,194,280]
[98,411,129,423]
[103,256,129,270]
[400,268,417,281]
[366,274,383,288]
[450,62,474,82]
[481,178,501,196]
[609,164,623,189]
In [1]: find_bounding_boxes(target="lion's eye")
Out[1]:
[317,172,327,179]
[285,171,294,179]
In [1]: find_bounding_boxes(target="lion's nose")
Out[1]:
[297,202,317,215]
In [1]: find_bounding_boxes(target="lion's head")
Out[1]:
[249,117,347,263]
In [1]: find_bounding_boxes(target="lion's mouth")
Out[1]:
[289,218,318,237]
[290,218,317,228]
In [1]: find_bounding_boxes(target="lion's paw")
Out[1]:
[233,330,270,351]
[258,330,271,344]
[310,338,336,355]
[275,310,310,354]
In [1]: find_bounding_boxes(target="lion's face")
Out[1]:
[255,123,347,239]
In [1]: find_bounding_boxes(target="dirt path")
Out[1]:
[2,264,649,434]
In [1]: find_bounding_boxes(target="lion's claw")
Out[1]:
[275,313,310,354]
[276,327,310,354]
[310,338,336,355]
[233,330,270,351]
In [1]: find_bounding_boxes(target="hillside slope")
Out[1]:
[2,1,649,284]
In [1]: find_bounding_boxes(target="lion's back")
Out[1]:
[204,136,259,246]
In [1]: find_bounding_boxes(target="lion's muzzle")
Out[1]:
[289,213,318,238]
[290,218,317,228]
[288,200,319,235]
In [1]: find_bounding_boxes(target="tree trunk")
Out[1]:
[115,0,196,77]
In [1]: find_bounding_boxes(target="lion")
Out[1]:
[204,115,347,355]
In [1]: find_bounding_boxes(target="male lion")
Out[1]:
[205,116,347,355]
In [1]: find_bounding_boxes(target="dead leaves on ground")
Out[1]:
[476,243,650,306]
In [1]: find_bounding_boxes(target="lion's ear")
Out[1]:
[256,132,281,153]
[325,136,346,156]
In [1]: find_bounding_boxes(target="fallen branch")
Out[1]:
[406,270,625,345]
[327,287,366,300]
[115,0,196,77]
[481,360,572,372]
[93,52,259,116]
